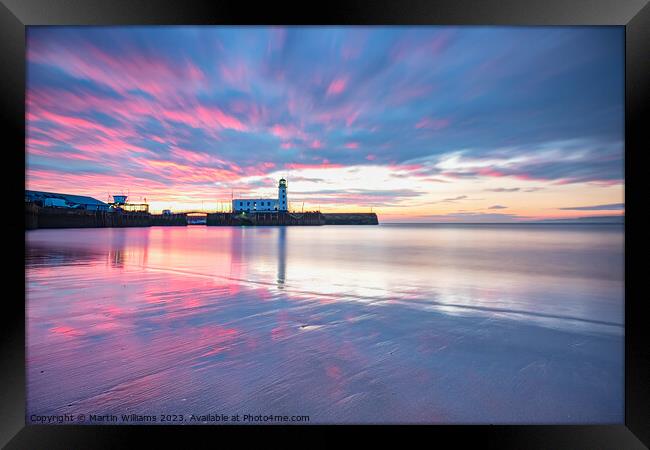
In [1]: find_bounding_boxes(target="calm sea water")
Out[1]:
[25,224,624,424]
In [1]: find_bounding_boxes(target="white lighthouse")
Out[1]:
[278,178,288,211]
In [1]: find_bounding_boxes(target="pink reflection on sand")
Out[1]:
[50,326,85,337]
[326,365,342,380]
[26,226,624,423]
[197,326,240,357]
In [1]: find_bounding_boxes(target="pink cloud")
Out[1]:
[284,162,343,170]
[345,142,359,149]
[391,30,453,63]
[429,32,453,54]
[268,27,287,54]
[476,168,506,177]
[345,111,360,127]
[36,110,130,139]
[342,41,364,61]
[270,124,289,139]
[162,105,246,132]
[30,127,74,142]
[138,160,239,183]
[26,138,55,148]
[220,62,250,90]
[198,106,246,131]
[270,124,306,140]
[29,41,206,100]
[311,103,369,130]
[170,148,226,165]
[27,146,95,161]
[365,154,376,161]
[227,100,267,126]
[415,117,450,130]
[326,77,347,96]
[186,62,205,82]
[389,85,434,106]
[310,140,323,149]
[27,85,247,153]
[389,163,425,172]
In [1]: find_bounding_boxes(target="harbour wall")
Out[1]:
[26,204,379,229]
[150,214,188,226]
[207,212,325,226]
[322,213,379,225]
[26,203,150,229]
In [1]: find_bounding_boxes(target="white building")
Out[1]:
[232,178,288,213]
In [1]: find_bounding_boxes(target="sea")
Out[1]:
[25,223,624,424]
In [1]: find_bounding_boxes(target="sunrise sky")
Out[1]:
[26,26,624,221]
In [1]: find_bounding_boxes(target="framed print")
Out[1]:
[2,0,648,448]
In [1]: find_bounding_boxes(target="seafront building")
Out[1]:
[25,190,111,211]
[232,178,288,213]
[25,191,148,213]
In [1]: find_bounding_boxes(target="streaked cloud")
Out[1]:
[441,195,467,202]
[485,187,520,192]
[559,203,624,211]
[26,26,624,219]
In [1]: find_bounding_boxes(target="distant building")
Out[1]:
[26,190,110,211]
[112,195,128,205]
[232,178,288,213]
[109,194,149,213]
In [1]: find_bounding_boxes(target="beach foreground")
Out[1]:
[26,224,623,424]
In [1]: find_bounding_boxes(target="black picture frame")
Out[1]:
[2,0,648,447]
